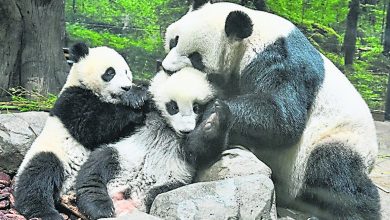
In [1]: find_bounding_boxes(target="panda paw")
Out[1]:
[39,209,65,220]
[202,100,231,140]
[120,86,150,109]
[79,198,115,220]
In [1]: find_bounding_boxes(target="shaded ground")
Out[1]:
[371,121,390,220]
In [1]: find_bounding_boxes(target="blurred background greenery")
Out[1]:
[1,0,389,115]
[64,0,390,111]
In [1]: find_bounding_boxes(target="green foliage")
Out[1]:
[266,0,389,110]
[0,88,57,112]
[66,23,159,51]
[65,0,175,78]
[63,0,389,111]
[267,0,349,26]
[347,70,388,110]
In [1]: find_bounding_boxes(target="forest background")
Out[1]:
[1,0,390,119]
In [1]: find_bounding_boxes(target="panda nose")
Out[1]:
[162,67,176,76]
[179,130,191,135]
[121,86,131,91]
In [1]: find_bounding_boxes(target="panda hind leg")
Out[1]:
[14,152,65,220]
[297,143,380,220]
[76,147,120,220]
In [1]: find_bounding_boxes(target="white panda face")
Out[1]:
[150,67,215,135]
[163,99,202,134]
[162,2,253,75]
[66,45,133,103]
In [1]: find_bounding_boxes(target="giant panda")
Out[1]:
[161,1,380,219]
[75,67,231,220]
[14,42,149,220]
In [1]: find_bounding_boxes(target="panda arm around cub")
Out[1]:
[226,31,324,149]
[50,86,147,150]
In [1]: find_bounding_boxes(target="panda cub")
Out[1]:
[14,43,149,220]
[75,67,231,220]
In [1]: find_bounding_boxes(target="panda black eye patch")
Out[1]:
[188,52,205,71]
[169,36,179,50]
[102,67,116,82]
[166,100,179,115]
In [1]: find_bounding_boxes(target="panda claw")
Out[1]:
[202,113,220,139]
[206,113,217,125]
[204,122,212,130]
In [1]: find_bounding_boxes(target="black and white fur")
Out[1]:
[75,67,231,220]
[14,43,149,220]
[162,1,380,219]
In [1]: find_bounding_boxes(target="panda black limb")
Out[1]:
[297,143,380,220]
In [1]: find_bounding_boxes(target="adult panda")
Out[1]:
[161,1,380,219]
[75,67,231,219]
[14,42,149,220]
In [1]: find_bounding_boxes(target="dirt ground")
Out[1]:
[371,121,390,220]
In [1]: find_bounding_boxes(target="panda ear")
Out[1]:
[188,0,209,11]
[156,59,163,72]
[70,42,89,63]
[225,11,253,40]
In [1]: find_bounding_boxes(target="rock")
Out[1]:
[0,172,11,186]
[99,210,162,220]
[277,207,314,220]
[196,147,272,182]
[375,121,390,155]
[0,210,27,220]
[0,111,48,173]
[0,200,10,209]
[150,174,277,220]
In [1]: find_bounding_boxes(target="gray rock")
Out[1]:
[99,210,162,220]
[276,207,314,220]
[375,121,390,154]
[151,174,277,220]
[196,147,272,182]
[0,111,48,173]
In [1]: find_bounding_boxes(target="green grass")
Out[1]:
[0,87,57,112]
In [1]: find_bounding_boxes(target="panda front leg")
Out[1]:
[14,152,65,220]
[183,100,232,169]
[296,143,380,220]
[225,92,308,149]
[75,147,120,220]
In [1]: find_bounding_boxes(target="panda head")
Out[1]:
[162,1,253,75]
[150,67,215,135]
[64,42,133,103]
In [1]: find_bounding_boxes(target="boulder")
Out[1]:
[0,112,48,173]
[196,147,272,182]
[374,121,390,154]
[150,174,277,220]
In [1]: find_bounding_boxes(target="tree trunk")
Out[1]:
[0,0,68,100]
[384,0,390,55]
[253,0,267,11]
[343,0,360,66]
[0,1,23,99]
[385,73,390,121]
